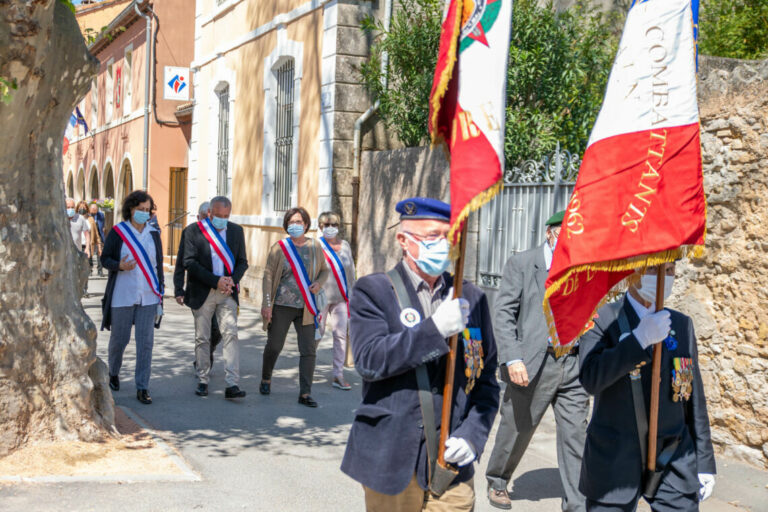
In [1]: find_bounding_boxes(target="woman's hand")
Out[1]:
[119,255,136,271]
[261,306,273,323]
[309,282,321,294]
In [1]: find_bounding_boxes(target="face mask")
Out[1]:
[78,208,87,215]
[211,216,228,230]
[636,274,675,304]
[322,226,339,239]
[404,234,451,276]
[133,210,150,225]
[66,208,75,217]
[287,224,305,238]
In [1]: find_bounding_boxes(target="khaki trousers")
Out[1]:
[193,289,239,387]
[364,475,474,512]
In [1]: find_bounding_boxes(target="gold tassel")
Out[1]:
[429,0,464,148]
[449,179,503,259]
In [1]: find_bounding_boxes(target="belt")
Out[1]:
[546,345,579,356]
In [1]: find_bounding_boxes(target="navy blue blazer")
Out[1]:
[341,262,500,495]
[578,296,716,504]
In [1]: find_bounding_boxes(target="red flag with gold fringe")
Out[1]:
[543,0,706,354]
[429,0,513,247]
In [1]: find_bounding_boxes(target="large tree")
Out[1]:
[0,0,115,456]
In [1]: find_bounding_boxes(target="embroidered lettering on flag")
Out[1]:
[113,222,163,298]
[197,218,235,275]
[277,238,319,320]
[543,0,705,354]
[429,0,513,248]
[319,237,350,317]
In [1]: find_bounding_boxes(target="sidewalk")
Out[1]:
[0,275,765,511]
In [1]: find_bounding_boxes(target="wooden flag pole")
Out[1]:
[437,222,469,468]
[646,265,667,472]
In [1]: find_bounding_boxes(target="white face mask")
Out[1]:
[636,274,674,304]
[322,226,339,239]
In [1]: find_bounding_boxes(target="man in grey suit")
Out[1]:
[486,211,589,511]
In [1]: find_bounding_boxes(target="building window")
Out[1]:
[106,60,114,122]
[91,78,98,129]
[273,58,294,212]
[123,48,133,116]
[216,85,230,196]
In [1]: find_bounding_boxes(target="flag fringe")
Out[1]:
[449,178,503,259]
[543,243,705,352]
[429,0,463,148]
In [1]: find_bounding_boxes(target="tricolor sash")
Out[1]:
[113,221,163,298]
[277,238,319,320]
[319,237,349,317]
[197,218,235,276]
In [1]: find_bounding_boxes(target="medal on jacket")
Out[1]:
[462,328,484,394]
[664,329,678,351]
[671,357,693,402]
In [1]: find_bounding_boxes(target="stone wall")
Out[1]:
[669,56,768,468]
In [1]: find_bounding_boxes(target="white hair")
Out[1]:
[198,201,210,215]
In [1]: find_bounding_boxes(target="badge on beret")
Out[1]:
[404,202,417,215]
[400,308,421,327]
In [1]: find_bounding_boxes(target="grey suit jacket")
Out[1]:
[494,243,550,378]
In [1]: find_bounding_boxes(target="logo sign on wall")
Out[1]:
[164,66,190,101]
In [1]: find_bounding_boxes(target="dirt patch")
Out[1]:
[0,408,188,478]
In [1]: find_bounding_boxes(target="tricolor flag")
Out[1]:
[63,113,76,155]
[75,106,89,135]
[429,0,513,246]
[543,0,706,353]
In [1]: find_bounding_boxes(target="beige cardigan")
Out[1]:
[262,237,329,328]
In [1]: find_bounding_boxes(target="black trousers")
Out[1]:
[586,477,699,512]
[262,305,316,396]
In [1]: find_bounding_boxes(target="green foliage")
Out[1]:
[360,0,619,165]
[0,77,18,105]
[504,0,618,166]
[699,0,768,59]
[360,0,443,147]
[58,0,77,15]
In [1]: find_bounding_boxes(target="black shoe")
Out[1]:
[109,375,119,391]
[195,383,208,396]
[259,381,271,395]
[137,389,152,404]
[225,386,246,399]
[298,395,318,408]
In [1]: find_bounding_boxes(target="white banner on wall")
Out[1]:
[164,66,190,101]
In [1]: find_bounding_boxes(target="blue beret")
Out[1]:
[396,197,451,222]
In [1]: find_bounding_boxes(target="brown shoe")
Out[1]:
[488,488,512,510]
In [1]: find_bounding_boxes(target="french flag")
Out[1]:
[63,113,76,155]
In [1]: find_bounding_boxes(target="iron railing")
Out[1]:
[273,59,295,212]
[216,86,230,196]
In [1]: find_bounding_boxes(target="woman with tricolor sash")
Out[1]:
[261,207,329,407]
[100,191,164,405]
[317,211,356,391]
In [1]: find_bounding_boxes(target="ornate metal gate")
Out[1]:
[477,145,580,292]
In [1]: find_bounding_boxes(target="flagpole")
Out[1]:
[646,265,666,473]
[437,222,469,468]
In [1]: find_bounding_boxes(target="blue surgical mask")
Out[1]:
[133,210,150,225]
[211,216,228,230]
[66,208,75,217]
[405,234,451,276]
[287,224,305,238]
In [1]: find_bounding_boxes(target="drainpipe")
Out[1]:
[135,1,152,190]
[351,0,393,254]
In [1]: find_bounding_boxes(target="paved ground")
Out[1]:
[0,275,765,511]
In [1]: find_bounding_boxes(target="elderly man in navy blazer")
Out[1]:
[341,197,500,511]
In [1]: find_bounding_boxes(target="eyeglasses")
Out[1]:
[321,223,339,228]
[404,231,446,243]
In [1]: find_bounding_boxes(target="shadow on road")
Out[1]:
[510,467,565,501]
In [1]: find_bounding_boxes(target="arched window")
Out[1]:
[216,83,230,196]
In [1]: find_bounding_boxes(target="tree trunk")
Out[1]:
[0,0,115,456]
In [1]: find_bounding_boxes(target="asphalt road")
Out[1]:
[0,275,765,511]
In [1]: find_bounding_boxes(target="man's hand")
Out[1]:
[309,282,321,294]
[698,473,715,501]
[633,310,671,349]
[217,276,234,294]
[119,255,136,271]
[444,437,476,467]
[175,296,184,306]
[261,306,273,323]
[507,361,529,387]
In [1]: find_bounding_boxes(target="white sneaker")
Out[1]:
[332,378,351,390]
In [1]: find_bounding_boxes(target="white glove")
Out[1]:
[431,288,470,338]
[444,437,475,467]
[632,310,671,349]
[698,473,715,501]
